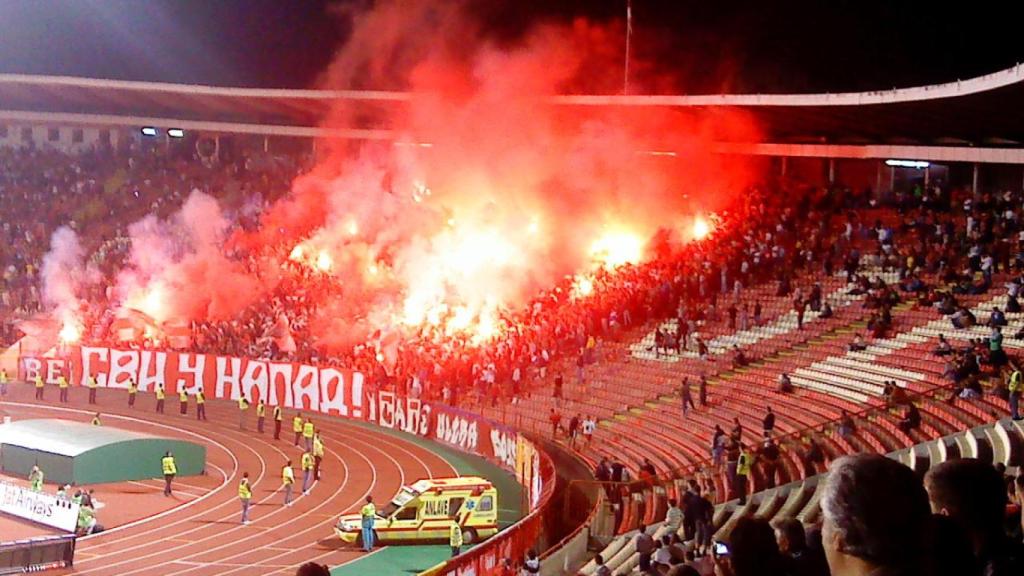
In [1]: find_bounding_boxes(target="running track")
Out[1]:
[0,385,458,575]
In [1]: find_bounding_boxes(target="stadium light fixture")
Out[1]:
[167,128,185,139]
[140,127,159,137]
[885,159,929,169]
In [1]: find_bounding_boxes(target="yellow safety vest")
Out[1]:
[450,523,463,547]
[301,453,314,470]
[238,480,252,500]
[196,391,205,404]
[274,406,283,421]
[361,502,376,519]
[292,417,303,433]
[88,376,98,389]
[180,390,188,402]
[282,466,294,485]
[35,376,44,388]
[737,452,752,476]
[239,398,249,410]
[303,422,315,438]
[257,403,266,417]
[0,370,8,383]
[156,387,165,400]
[162,457,177,475]
[1010,371,1023,393]
[58,376,68,389]
[313,436,325,458]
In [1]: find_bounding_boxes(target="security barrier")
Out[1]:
[0,534,76,575]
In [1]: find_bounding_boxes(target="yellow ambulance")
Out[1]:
[334,476,499,546]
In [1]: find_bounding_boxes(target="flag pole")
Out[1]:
[624,0,633,95]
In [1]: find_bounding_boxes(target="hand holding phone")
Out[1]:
[713,540,730,557]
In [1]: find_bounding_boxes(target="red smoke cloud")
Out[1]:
[44,1,764,352]
[252,1,764,347]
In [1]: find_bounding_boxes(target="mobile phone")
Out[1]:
[713,541,730,556]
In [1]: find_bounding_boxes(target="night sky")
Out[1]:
[1,0,1022,94]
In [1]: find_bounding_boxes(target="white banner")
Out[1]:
[0,481,80,532]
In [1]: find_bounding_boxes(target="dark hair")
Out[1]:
[295,563,330,576]
[772,517,807,552]
[925,458,1007,538]
[822,454,931,567]
[730,517,786,576]
[924,514,979,576]
[666,566,700,576]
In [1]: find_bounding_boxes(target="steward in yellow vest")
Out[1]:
[161,452,177,496]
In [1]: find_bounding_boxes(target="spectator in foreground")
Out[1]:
[821,454,931,576]
[714,516,788,576]
[635,523,655,573]
[772,517,830,576]
[924,459,1024,576]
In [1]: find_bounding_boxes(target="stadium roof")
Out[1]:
[2,63,1024,146]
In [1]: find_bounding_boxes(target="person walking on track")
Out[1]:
[58,375,69,403]
[239,472,253,524]
[0,368,8,396]
[179,387,188,415]
[155,384,166,413]
[303,418,315,452]
[162,451,177,496]
[34,374,44,400]
[313,433,325,480]
[196,387,207,421]
[256,399,266,433]
[360,496,376,552]
[293,412,304,446]
[273,405,283,440]
[301,450,315,495]
[282,459,295,506]
[127,378,138,408]
[87,374,98,404]
[238,394,250,430]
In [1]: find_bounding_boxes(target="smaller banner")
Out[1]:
[0,481,81,533]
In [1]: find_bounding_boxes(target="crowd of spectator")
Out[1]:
[611,455,1023,576]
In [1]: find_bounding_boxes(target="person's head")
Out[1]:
[527,548,538,560]
[295,562,331,576]
[668,498,677,508]
[165,451,172,457]
[821,454,930,575]
[638,523,646,534]
[286,459,292,467]
[729,517,785,576]
[242,472,249,480]
[772,518,807,555]
[594,553,604,566]
[924,458,1007,549]
[365,495,373,504]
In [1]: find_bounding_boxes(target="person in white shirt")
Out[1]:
[581,416,596,446]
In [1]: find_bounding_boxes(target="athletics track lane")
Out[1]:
[0,384,457,576]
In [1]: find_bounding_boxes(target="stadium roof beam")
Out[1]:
[5,63,1024,150]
